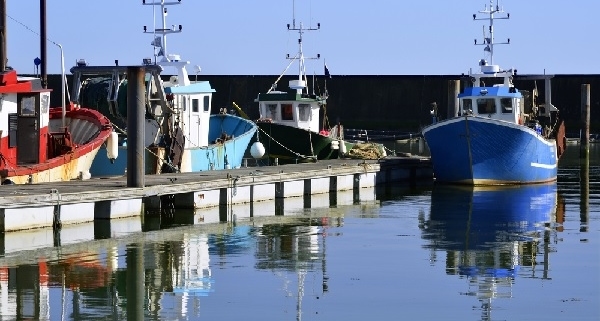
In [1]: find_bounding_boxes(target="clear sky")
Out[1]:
[4,0,599,76]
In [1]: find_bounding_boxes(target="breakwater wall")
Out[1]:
[45,74,600,133]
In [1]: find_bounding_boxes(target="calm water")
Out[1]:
[0,143,598,321]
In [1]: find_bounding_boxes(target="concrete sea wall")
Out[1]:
[46,74,600,133]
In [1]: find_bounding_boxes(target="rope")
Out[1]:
[256,126,314,160]
[109,118,180,173]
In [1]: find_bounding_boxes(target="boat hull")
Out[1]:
[422,116,558,185]
[90,114,257,176]
[256,122,335,162]
[0,108,111,184]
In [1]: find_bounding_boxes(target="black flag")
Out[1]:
[324,63,331,78]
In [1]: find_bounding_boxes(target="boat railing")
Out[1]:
[344,129,422,142]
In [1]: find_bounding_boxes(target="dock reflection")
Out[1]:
[0,187,372,320]
[419,183,559,321]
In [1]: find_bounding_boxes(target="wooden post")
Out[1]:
[447,79,460,118]
[580,156,589,232]
[580,84,590,158]
[127,66,145,188]
[126,246,144,321]
[579,84,590,231]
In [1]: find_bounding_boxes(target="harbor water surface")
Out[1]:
[0,141,598,320]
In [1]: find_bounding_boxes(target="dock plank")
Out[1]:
[0,157,431,208]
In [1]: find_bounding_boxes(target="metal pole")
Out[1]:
[0,0,6,71]
[58,43,65,127]
[40,0,47,88]
[127,66,145,188]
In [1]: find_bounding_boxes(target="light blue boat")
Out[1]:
[71,0,257,177]
[421,1,566,185]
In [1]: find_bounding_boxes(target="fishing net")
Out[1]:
[346,142,386,159]
[78,77,129,130]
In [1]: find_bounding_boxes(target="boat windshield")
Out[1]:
[476,98,496,114]
[500,97,513,113]
[298,104,311,121]
[461,98,472,114]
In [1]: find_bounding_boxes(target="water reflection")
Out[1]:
[0,189,362,320]
[256,217,339,320]
[419,183,559,321]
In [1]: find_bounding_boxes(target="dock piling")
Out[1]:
[127,66,146,187]
[580,84,591,158]
[448,79,460,118]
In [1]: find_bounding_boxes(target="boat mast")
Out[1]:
[286,2,320,94]
[473,0,509,70]
[143,0,190,85]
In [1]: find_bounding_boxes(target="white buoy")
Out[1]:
[339,140,347,154]
[106,131,119,163]
[250,141,265,159]
[331,140,339,150]
[418,137,424,154]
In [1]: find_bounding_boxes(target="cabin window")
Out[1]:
[40,93,49,113]
[476,98,496,114]
[181,96,187,111]
[267,104,278,119]
[192,98,199,113]
[500,98,512,113]
[281,103,293,121]
[204,96,210,112]
[461,99,473,113]
[20,96,36,116]
[298,104,311,121]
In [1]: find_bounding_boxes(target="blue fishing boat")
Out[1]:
[70,0,257,176]
[421,1,566,185]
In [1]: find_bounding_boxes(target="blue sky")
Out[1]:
[5,0,599,76]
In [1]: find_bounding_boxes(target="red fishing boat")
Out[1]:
[0,71,112,184]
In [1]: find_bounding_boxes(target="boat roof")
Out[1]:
[0,70,51,94]
[164,81,215,94]
[256,91,323,103]
[458,85,522,98]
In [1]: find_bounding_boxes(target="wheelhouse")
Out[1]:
[255,80,323,133]
[458,85,524,124]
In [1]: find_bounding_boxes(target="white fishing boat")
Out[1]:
[70,0,257,176]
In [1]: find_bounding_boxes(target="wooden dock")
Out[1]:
[0,156,432,232]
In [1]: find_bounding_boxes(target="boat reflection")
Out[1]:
[253,216,341,321]
[419,183,558,321]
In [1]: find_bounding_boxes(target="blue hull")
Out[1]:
[191,114,257,171]
[422,116,558,184]
[90,114,257,177]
